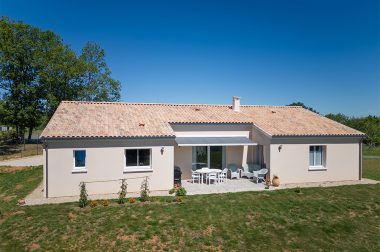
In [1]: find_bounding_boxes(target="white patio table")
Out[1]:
[195,168,221,184]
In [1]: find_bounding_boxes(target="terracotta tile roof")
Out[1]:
[40,101,364,139]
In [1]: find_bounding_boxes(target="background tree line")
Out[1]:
[0,17,121,142]
[288,102,380,147]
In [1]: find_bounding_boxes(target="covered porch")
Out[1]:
[174,136,266,181]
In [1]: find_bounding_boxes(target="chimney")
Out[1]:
[232,96,241,112]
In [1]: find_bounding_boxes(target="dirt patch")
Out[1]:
[15,183,23,190]
[0,166,30,173]
[0,194,16,201]
[145,235,160,245]
[28,242,40,251]
[116,229,137,242]
[203,225,215,236]
[61,235,69,241]
[13,210,25,215]
[68,212,77,220]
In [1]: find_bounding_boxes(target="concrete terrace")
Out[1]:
[24,178,379,206]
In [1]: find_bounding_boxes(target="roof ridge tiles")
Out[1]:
[61,100,303,108]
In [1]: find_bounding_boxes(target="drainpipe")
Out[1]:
[43,142,49,198]
[359,138,363,180]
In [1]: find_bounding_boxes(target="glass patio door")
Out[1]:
[192,146,208,170]
[210,146,224,169]
[192,146,225,170]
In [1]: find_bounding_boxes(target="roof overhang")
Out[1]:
[175,137,257,146]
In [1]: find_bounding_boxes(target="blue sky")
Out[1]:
[1,0,379,116]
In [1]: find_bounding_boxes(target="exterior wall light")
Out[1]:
[278,145,282,152]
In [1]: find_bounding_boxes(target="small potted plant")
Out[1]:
[272,175,280,187]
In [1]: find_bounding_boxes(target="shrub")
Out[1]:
[175,187,187,196]
[168,188,175,195]
[140,177,150,202]
[294,187,301,194]
[89,200,98,208]
[128,197,136,204]
[118,179,127,204]
[101,199,109,207]
[174,196,183,202]
[78,182,88,208]
[0,129,17,144]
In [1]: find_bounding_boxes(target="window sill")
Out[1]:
[123,167,153,173]
[308,166,327,171]
[72,168,87,174]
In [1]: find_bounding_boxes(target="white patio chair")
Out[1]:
[218,168,228,182]
[207,172,218,185]
[241,164,254,179]
[228,164,241,180]
[253,168,268,183]
[191,170,201,184]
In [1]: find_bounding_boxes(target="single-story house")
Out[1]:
[40,97,365,198]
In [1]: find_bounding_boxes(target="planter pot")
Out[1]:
[272,177,280,187]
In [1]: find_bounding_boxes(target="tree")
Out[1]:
[79,42,121,102]
[0,17,121,140]
[37,33,86,118]
[326,113,380,147]
[287,102,319,114]
[0,17,43,141]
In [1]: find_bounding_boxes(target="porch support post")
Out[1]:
[242,145,248,166]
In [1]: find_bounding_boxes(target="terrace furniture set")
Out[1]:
[191,164,268,185]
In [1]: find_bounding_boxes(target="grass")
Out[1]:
[363,145,380,156]
[0,143,42,161]
[363,158,380,181]
[0,166,379,251]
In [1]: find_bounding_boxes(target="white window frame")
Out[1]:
[73,149,87,173]
[124,147,152,173]
[309,145,327,171]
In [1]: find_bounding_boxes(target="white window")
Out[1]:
[309,146,326,170]
[124,148,152,172]
[73,150,87,172]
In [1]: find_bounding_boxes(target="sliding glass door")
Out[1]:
[192,146,225,170]
[210,146,224,169]
[192,146,208,170]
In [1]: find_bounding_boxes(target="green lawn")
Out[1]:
[363,145,380,156]
[0,166,379,251]
[363,158,380,181]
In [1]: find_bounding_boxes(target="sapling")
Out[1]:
[79,182,88,208]
[118,179,127,204]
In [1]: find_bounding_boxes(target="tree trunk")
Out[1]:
[18,127,25,144]
[28,126,33,141]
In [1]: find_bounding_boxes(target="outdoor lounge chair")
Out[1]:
[228,164,241,179]
[241,163,262,179]
[253,168,268,183]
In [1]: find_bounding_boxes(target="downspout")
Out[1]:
[359,138,363,180]
[43,142,49,198]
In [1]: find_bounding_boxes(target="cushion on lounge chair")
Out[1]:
[228,164,238,172]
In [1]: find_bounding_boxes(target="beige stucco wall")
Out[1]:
[226,146,244,167]
[251,126,271,168]
[172,124,251,137]
[44,139,174,198]
[174,146,192,180]
[270,140,360,183]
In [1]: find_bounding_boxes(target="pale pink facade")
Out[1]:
[43,123,362,198]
